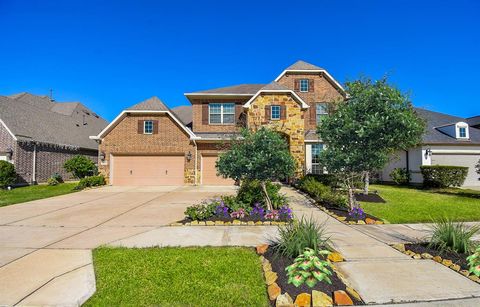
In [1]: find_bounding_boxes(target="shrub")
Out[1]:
[420,165,468,188]
[300,173,340,188]
[428,218,480,254]
[0,161,16,188]
[348,207,366,220]
[64,155,97,179]
[236,180,286,209]
[271,216,331,259]
[286,248,332,287]
[390,168,410,185]
[76,175,106,189]
[51,173,63,183]
[467,246,480,277]
[298,176,348,209]
[184,204,214,220]
[47,177,59,186]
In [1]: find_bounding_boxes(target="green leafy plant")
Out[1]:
[285,248,333,287]
[271,216,331,259]
[76,175,106,190]
[420,165,469,188]
[47,177,59,186]
[390,168,410,185]
[467,246,480,277]
[51,173,63,183]
[236,180,286,209]
[64,155,97,179]
[298,173,340,188]
[184,202,217,220]
[0,160,16,188]
[298,176,347,209]
[428,218,480,254]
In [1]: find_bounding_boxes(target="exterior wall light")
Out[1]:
[6,148,13,160]
[424,148,432,159]
[99,151,106,161]
[186,151,192,162]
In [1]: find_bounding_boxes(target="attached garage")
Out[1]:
[201,155,234,185]
[111,155,185,186]
[432,153,480,187]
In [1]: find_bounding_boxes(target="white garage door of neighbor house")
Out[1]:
[431,154,480,187]
[0,155,7,161]
[112,155,185,186]
[202,155,235,185]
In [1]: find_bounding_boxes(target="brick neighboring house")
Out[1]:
[0,93,108,184]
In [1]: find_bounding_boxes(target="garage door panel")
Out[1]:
[113,156,184,186]
[431,154,480,186]
[202,156,234,185]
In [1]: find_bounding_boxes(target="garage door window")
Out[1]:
[144,120,154,134]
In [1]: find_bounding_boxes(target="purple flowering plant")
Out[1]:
[250,203,265,219]
[348,206,365,220]
[215,200,229,217]
[264,210,280,221]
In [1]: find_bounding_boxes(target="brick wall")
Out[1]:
[99,113,196,184]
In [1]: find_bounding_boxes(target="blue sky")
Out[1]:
[1,0,478,121]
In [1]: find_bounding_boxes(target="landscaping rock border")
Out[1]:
[169,220,290,226]
[257,245,363,306]
[392,243,480,284]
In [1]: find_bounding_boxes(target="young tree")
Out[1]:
[317,77,425,207]
[64,155,97,179]
[216,127,296,211]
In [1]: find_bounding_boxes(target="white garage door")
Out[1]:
[431,154,480,186]
[112,155,185,186]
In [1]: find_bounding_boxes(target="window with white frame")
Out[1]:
[316,103,328,124]
[299,79,309,92]
[209,103,235,124]
[459,127,467,138]
[311,144,324,174]
[271,105,281,120]
[144,120,154,134]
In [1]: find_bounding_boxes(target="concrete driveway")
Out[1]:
[0,185,236,306]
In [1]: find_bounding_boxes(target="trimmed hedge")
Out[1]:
[300,173,340,188]
[420,165,468,188]
[297,176,348,208]
[76,175,106,190]
[390,168,410,185]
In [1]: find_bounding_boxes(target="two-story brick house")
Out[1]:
[91,60,346,185]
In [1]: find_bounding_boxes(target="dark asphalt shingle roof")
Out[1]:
[171,105,193,126]
[1,93,108,150]
[467,115,480,128]
[415,108,480,144]
[260,82,290,91]
[188,84,265,95]
[127,96,169,111]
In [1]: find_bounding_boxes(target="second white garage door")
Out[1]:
[431,154,480,187]
[112,155,185,186]
[201,155,234,185]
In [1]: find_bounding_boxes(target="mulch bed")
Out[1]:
[323,205,379,223]
[405,243,470,270]
[178,215,291,224]
[354,192,386,203]
[263,248,364,306]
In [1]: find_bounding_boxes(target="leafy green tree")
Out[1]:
[216,127,296,210]
[0,161,16,188]
[317,77,425,207]
[64,155,97,179]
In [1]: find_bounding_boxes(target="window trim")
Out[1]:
[311,143,323,175]
[208,103,235,125]
[143,120,154,134]
[271,105,281,120]
[315,102,328,124]
[459,127,467,138]
[299,79,309,92]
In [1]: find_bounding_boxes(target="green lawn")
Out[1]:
[0,183,78,207]
[84,247,268,307]
[361,184,480,224]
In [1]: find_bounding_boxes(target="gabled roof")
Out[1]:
[0,93,108,150]
[285,60,324,71]
[185,84,265,96]
[415,108,480,144]
[171,105,193,126]
[243,82,310,109]
[127,96,169,111]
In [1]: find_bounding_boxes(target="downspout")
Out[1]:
[32,143,37,184]
[193,139,198,185]
[405,149,410,183]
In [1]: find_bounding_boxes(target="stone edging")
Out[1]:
[256,244,362,306]
[169,220,290,226]
[392,243,480,284]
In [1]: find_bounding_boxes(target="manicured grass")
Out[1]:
[85,247,268,307]
[361,184,480,224]
[0,183,78,207]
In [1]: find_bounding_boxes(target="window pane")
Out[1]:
[210,114,221,124]
[223,114,235,124]
[271,105,281,120]
[311,144,324,174]
[144,120,153,134]
[316,103,327,124]
[223,103,235,114]
[300,79,309,92]
[210,104,221,114]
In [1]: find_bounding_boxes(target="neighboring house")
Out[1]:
[91,60,480,187]
[381,108,480,187]
[467,115,480,129]
[0,93,108,184]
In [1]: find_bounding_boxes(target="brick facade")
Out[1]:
[99,113,197,184]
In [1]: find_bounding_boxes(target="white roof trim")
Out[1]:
[0,118,17,141]
[184,93,254,97]
[243,90,310,109]
[91,110,198,140]
[274,69,346,94]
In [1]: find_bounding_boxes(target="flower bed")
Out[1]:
[257,245,364,306]
[392,243,480,284]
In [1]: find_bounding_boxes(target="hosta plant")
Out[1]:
[285,248,332,288]
[467,246,480,277]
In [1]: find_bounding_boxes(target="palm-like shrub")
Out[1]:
[271,216,331,259]
[428,219,480,254]
[467,246,480,277]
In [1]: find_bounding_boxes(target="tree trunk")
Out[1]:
[363,172,370,195]
[260,181,273,211]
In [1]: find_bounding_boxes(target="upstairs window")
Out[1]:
[299,79,309,92]
[144,120,154,134]
[316,103,328,124]
[459,127,467,138]
[209,103,235,124]
[271,105,281,120]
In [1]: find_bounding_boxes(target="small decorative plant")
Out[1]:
[429,218,479,254]
[215,201,229,217]
[348,206,365,220]
[264,210,280,221]
[285,247,333,288]
[230,208,247,219]
[278,205,293,220]
[250,203,265,219]
[467,246,480,277]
